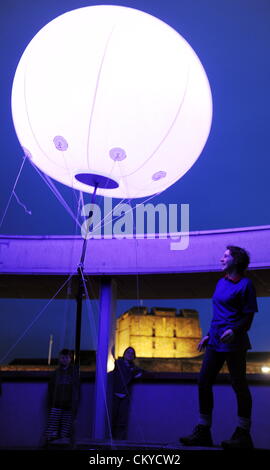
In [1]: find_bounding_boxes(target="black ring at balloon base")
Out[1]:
[75,173,119,189]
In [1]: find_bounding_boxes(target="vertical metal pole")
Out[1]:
[74,275,84,366]
[93,277,117,440]
[48,334,53,365]
[74,183,98,366]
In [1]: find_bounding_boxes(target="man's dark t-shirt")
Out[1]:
[208,276,258,351]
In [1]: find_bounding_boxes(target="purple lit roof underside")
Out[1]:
[0,226,269,298]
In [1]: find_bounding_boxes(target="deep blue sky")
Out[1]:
[1,0,270,233]
[0,0,270,361]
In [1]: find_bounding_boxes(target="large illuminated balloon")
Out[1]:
[11,5,212,199]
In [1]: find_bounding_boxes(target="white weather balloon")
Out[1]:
[11,5,212,199]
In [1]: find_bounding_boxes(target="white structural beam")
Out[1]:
[0,226,270,298]
[1,226,270,274]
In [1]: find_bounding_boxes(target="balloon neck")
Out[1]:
[75,172,119,189]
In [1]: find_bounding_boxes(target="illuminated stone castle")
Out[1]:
[115,306,203,358]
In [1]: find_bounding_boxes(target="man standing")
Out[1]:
[44,349,80,445]
[111,347,142,440]
[180,246,258,449]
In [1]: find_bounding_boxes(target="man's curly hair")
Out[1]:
[227,245,250,274]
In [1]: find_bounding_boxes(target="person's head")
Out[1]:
[123,347,136,362]
[58,348,73,368]
[220,246,250,274]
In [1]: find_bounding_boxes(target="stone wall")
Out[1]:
[115,307,203,358]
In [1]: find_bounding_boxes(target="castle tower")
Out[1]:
[115,306,203,358]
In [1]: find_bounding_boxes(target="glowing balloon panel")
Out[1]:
[11,5,212,198]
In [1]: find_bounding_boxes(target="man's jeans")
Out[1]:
[198,347,252,418]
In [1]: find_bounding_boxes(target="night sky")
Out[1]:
[0,0,270,362]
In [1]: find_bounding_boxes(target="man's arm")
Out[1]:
[197,335,210,352]
[231,312,254,334]
[220,312,254,343]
